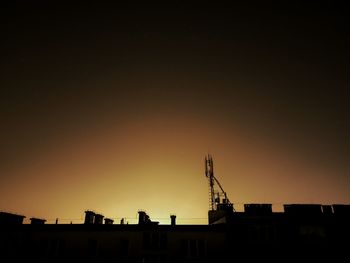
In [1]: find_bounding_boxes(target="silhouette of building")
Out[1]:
[1,156,349,261]
[1,204,350,261]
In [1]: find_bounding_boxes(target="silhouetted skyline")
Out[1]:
[1,2,349,223]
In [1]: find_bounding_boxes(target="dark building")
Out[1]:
[1,204,350,262]
[1,157,349,261]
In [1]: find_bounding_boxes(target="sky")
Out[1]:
[1,2,349,224]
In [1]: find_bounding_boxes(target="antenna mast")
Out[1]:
[205,154,215,210]
[205,154,234,211]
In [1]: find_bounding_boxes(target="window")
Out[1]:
[182,239,206,258]
[143,232,167,250]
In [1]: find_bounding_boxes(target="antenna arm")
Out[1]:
[213,176,230,202]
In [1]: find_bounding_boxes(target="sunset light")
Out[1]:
[1,2,349,225]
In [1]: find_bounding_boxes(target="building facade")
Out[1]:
[1,204,349,262]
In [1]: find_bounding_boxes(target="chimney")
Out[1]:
[84,210,95,225]
[170,215,176,226]
[138,211,146,225]
[30,218,46,225]
[94,214,104,225]
[104,218,114,225]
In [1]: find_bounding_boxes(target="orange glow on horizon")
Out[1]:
[1,2,349,226]
[1,115,349,224]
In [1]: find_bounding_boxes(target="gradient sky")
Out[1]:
[1,2,349,224]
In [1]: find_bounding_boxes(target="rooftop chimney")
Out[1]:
[30,218,46,225]
[138,211,154,225]
[84,210,95,224]
[170,215,176,226]
[138,211,147,225]
[104,218,114,225]
[94,214,104,225]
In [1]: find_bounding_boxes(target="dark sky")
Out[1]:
[1,2,349,223]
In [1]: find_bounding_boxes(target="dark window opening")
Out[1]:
[143,232,167,250]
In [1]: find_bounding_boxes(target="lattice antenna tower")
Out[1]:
[205,154,233,211]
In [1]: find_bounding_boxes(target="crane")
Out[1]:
[205,154,235,212]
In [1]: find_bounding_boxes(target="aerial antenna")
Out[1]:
[205,154,234,211]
